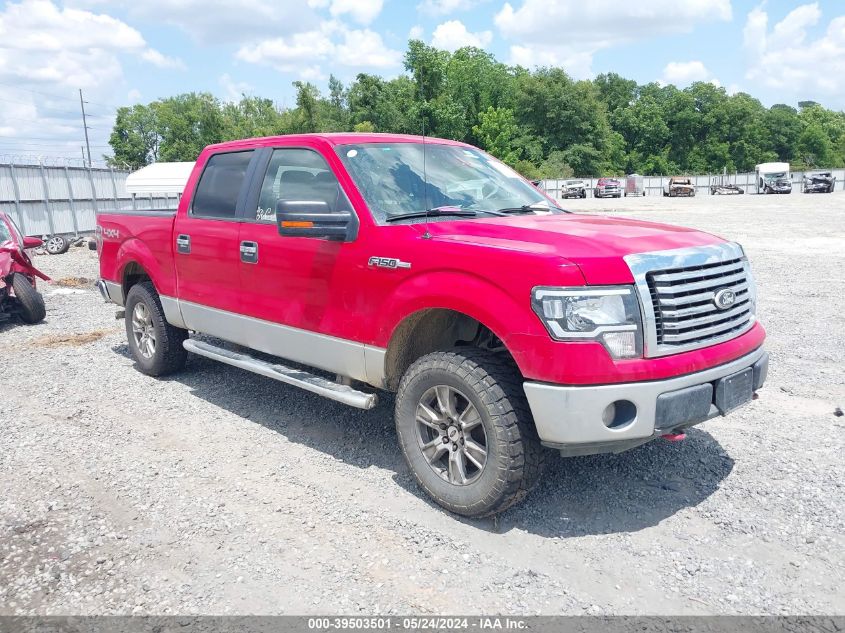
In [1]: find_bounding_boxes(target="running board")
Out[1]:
[183,339,378,410]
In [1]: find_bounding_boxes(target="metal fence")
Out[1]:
[541,168,845,199]
[0,162,178,238]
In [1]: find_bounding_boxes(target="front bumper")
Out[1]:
[523,347,768,456]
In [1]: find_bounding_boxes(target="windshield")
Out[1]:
[336,142,558,223]
[765,172,788,181]
[0,218,13,244]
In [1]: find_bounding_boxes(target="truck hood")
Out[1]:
[424,213,725,284]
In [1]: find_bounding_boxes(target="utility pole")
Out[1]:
[79,89,92,168]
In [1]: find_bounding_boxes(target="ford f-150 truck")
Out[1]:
[95,133,768,517]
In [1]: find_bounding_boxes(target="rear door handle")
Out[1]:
[240,240,258,264]
[176,234,191,254]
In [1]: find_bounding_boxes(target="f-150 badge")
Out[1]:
[368,256,411,269]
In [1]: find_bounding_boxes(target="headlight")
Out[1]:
[737,244,758,317]
[531,286,643,359]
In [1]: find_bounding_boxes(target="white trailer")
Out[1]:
[755,162,792,194]
[125,161,194,196]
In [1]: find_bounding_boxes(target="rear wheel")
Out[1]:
[395,348,546,517]
[45,235,70,255]
[10,273,45,324]
[124,281,187,376]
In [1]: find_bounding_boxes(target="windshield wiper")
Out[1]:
[385,206,504,223]
[493,204,568,214]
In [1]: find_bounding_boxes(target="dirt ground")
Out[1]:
[1,192,843,615]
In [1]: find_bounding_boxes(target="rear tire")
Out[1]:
[124,281,187,376]
[395,348,547,517]
[11,273,46,324]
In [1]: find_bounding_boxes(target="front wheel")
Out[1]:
[124,281,187,376]
[10,273,46,324]
[395,349,547,517]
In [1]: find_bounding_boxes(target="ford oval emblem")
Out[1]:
[713,288,736,310]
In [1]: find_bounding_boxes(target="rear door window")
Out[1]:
[191,150,254,219]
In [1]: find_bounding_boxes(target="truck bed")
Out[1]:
[96,209,178,299]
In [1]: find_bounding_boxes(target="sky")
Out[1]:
[1,0,844,165]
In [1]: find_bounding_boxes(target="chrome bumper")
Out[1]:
[96,279,124,306]
[523,347,768,456]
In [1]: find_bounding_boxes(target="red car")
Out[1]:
[94,133,768,517]
[593,177,623,198]
[0,211,48,324]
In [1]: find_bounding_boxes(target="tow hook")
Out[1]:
[661,432,686,442]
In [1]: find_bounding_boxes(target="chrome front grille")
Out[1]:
[648,257,752,346]
[624,243,757,357]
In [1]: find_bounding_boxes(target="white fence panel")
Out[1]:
[0,162,182,237]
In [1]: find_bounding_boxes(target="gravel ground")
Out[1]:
[1,194,843,616]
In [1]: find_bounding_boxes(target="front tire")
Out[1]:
[124,281,187,376]
[395,349,546,517]
[11,273,46,324]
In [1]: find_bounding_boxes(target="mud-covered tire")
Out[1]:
[124,281,187,376]
[395,348,547,517]
[11,273,46,324]
[45,235,70,255]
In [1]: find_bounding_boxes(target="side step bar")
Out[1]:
[183,339,378,410]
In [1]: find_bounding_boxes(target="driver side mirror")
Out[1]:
[23,236,43,249]
[276,200,358,242]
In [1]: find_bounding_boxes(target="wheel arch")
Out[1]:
[382,307,521,391]
[115,237,175,300]
[121,260,153,299]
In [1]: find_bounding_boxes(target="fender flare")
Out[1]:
[115,238,175,298]
[377,271,543,385]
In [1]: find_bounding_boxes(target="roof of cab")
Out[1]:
[205,132,470,152]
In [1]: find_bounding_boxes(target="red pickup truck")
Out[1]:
[95,133,767,517]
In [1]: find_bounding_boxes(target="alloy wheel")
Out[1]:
[131,302,156,358]
[415,385,488,485]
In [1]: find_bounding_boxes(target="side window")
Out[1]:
[254,148,351,223]
[191,150,254,219]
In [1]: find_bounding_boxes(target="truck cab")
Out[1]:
[95,133,768,517]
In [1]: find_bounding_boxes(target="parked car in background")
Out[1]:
[624,174,645,197]
[756,162,792,194]
[710,175,744,195]
[593,177,622,198]
[0,211,48,324]
[802,171,835,193]
[664,176,696,197]
[94,133,768,518]
[561,179,587,198]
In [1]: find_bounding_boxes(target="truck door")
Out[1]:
[235,146,368,376]
[173,149,256,326]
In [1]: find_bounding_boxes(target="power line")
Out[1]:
[0,96,114,119]
[0,81,124,111]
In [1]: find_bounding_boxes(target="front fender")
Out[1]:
[376,270,550,376]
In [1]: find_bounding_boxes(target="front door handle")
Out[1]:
[176,234,191,254]
[240,240,258,264]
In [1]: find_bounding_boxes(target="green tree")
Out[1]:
[472,106,521,165]
[108,104,160,168]
[797,123,833,167]
[154,93,224,162]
